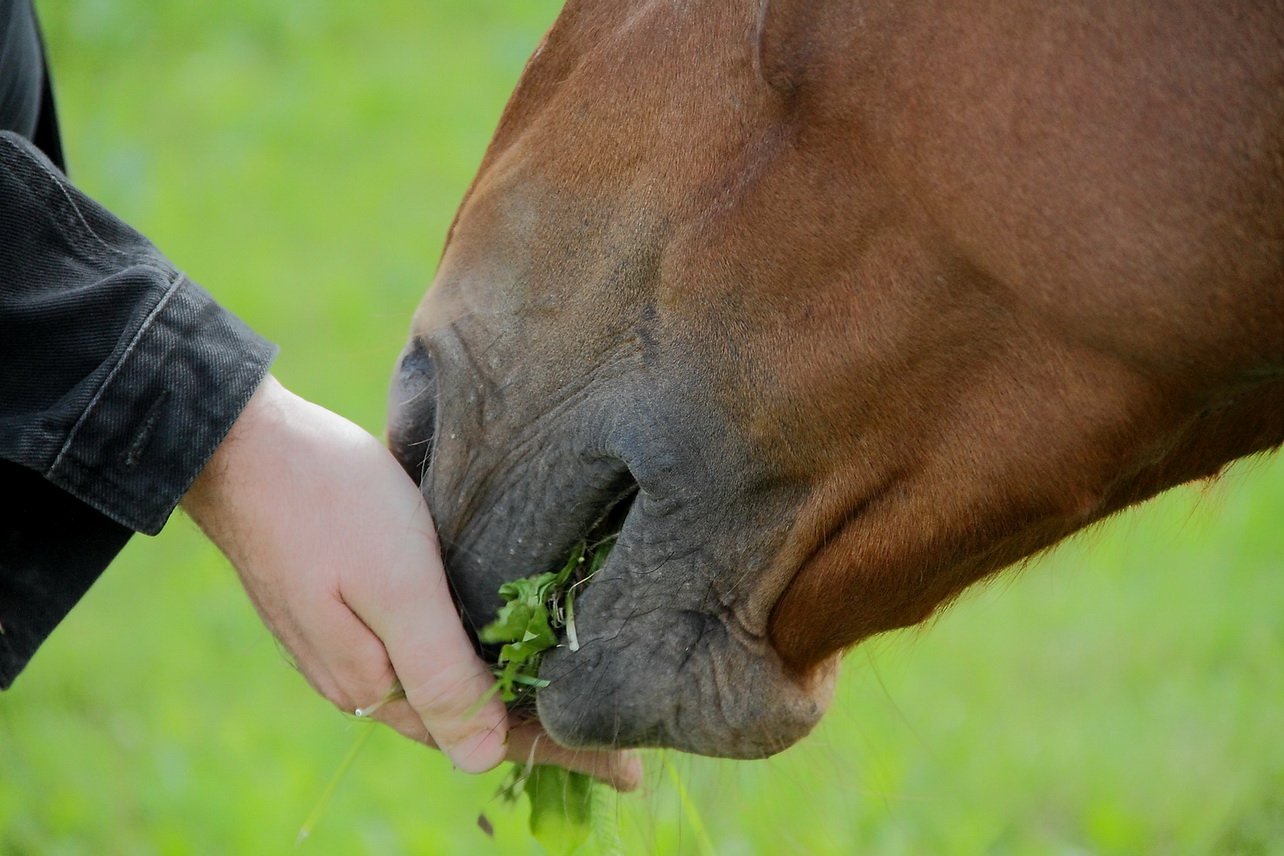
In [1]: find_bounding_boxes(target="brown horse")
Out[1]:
[388,0,1284,759]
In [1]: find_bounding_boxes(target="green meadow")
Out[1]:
[2,3,1282,852]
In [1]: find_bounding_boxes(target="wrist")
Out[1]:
[182,373,290,526]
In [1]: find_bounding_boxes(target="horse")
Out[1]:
[388,0,1284,759]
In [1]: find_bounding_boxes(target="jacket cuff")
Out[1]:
[44,277,277,535]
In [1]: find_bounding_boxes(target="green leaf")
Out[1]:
[525,766,593,855]
[479,602,532,645]
[479,539,625,846]
[550,542,586,589]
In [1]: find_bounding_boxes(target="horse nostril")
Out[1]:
[387,338,438,484]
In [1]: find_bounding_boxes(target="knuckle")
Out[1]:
[402,662,492,728]
[318,664,398,717]
[317,680,356,714]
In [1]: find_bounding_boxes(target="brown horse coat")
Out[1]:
[390,0,1284,758]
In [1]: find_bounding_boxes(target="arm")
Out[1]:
[0,132,639,788]
[0,130,275,683]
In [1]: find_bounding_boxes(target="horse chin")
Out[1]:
[535,617,839,758]
[528,508,840,758]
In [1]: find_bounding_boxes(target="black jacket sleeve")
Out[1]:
[0,58,276,683]
[0,133,276,534]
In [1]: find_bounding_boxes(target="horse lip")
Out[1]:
[441,454,640,657]
[488,482,640,721]
[534,568,834,758]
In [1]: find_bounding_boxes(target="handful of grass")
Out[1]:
[300,539,617,852]
[479,538,614,854]
[479,538,610,703]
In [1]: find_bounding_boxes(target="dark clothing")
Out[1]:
[0,0,60,168]
[0,1,276,687]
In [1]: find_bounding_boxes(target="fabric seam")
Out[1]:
[47,273,186,475]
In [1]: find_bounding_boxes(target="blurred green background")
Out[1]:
[3,2,1283,853]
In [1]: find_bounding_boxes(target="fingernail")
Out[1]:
[446,727,506,774]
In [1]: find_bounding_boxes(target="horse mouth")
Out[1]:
[432,449,642,659]
[387,335,646,657]
[492,477,639,714]
[389,336,831,757]
[580,479,639,560]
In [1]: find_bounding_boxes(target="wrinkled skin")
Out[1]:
[389,0,1284,758]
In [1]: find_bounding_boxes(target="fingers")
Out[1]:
[302,579,505,772]
[305,594,641,791]
[288,594,401,719]
[187,381,626,782]
[341,481,509,773]
[365,700,644,792]
[364,695,432,744]
[505,719,644,792]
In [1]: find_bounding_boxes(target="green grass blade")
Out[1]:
[296,725,377,846]
[663,753,715,856]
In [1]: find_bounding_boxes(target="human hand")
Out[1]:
[182,375,640,790]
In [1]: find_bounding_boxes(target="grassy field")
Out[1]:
[3,3,1282,853]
